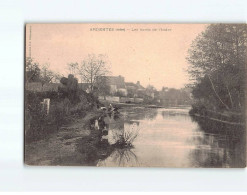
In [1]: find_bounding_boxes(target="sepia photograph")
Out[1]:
[24,23,246,167]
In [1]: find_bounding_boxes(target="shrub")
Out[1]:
[111,123,140,148]
[25,87,101,142]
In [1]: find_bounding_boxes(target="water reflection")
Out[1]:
[97,148,139,167]
[108,122,140,147]
[96,107,245,167]
[188,131,245,168]
[121,107,158,121]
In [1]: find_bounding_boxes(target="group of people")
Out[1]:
[100,104,119,114]
[92,104,121,143]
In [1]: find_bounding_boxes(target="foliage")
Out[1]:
[111,123,140,148]
[159,87,192,106]
[40,64,56,86]
[67,62,79,76]
[26,57,61,85]
[187,24,247,113]
[25,91,64,142]
[26,57,41,82]
[94,76,111,96]
[59,74,79,103]
[77,54,111,92]
[25,88,101,143]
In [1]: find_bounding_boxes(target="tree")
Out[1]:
[39,64,56,88]
[77,54,110,93]
[52,72,63,83]
[59,74,79,102]
[67,62,79,76]
[26,57,41,83]
[94,76,111,96]
[26,57,61,86]
[187,24,247,112]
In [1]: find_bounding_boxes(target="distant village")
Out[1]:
[26,74,192,107]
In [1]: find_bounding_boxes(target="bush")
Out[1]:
[25,89,100,143]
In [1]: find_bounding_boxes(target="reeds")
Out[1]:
[112,123,140,148]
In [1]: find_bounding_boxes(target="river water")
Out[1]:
[96,107,245,168]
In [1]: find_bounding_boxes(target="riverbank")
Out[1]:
[189,105,245,135]
[189,106,245,125]
[100,101,162,108]
[25,110,114,166]
[101,100,191,109]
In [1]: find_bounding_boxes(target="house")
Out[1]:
[125,81,146,98]
[136,81,145,91]
[98,75,128,96]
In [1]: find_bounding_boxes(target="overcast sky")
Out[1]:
[26,24,207,90]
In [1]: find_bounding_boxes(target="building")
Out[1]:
[125,81,145,98]
[98,75,128,96]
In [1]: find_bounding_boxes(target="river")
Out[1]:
[96,107,246,168]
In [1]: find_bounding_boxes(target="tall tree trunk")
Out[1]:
[237,91,242,109]
[226,84,233,108]
[207,74,230,110]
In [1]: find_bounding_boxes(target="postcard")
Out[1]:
[25,24,246,167]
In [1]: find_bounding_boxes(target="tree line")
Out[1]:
[187,24,247,114]
[26,54,111,95]
[26,57,61,86]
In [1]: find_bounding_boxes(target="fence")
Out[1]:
[26,82,60,92]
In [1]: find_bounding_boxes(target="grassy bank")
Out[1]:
[25,109,115,166]
[189,103,245,134]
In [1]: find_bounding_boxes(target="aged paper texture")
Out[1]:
[25,24,246,167]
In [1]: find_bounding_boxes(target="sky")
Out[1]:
[26,24,207,90]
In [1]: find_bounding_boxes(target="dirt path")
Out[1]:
[25,116,93,166]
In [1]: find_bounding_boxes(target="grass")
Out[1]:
[112,123,140,148]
